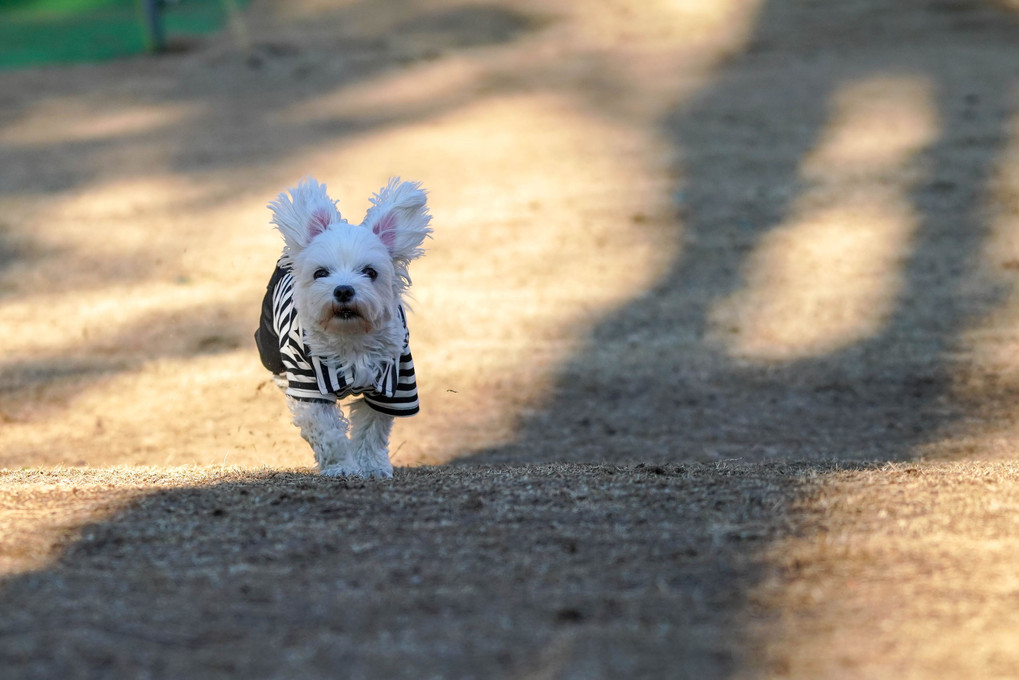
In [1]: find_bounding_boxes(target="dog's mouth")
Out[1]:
[333,307,362,320]
[319,303,373,332]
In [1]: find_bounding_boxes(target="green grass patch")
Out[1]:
[0,0,245,69]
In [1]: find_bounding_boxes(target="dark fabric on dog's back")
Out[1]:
[255,263,288,375]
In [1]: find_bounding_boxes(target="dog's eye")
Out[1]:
[361,266,378,281]
[313,268,330,279]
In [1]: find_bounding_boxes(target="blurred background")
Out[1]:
[1,0,1019,472]
[0,0,247,67]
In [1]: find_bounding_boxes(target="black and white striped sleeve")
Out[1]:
[274,272,336,403]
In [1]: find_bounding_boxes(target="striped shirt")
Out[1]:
[258,265,420,417]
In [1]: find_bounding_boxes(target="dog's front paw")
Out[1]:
[319,464,361,478]
[359,465,394,480]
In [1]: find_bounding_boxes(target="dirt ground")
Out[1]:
[3,0,1019,677]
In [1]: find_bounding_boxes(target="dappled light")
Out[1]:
[711,76,938,360]
[0,0,763,469]
[0,101,198,147]
[4,0,1019,678]
[748,461,1019,678]
[0,87,681,468]
[712,199,918,359]
[373,93,681,465]
[804,76,938,171]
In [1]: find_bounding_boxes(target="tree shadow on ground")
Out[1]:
[0,463,811,679]
[448,0,1019,673]
[466,0,1019,467]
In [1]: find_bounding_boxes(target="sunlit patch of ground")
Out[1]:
[747,462,1019,679]
[0,467,259,574]
[711,76,938,360]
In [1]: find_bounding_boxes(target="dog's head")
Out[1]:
[268,177,431,337]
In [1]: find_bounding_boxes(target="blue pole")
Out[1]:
[141,0,165,52]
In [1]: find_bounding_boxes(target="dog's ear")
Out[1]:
[362,179,432,263]
[268,178,342,258]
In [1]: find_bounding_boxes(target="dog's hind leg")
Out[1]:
[287,397,358,476]
[349,399,394,479]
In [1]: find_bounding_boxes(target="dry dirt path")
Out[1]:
[2,1,1019,677]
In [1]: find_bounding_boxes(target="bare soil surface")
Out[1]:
[3,1,1019,677]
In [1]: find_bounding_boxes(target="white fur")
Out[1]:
[267,177,431,478]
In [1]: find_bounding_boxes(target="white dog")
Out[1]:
[255,178,431,477]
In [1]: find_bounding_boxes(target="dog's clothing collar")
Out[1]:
[255,264,420,417]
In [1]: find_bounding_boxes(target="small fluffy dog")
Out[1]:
[255,178,431,477]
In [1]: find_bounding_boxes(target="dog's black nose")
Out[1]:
[333,285,356,303]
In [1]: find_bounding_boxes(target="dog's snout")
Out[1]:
[333,285,356,303]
